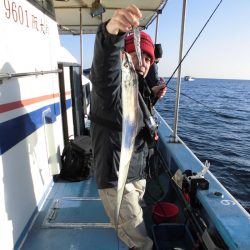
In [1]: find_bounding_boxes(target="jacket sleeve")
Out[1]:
[145,63,160,88]
[90,21,126,110]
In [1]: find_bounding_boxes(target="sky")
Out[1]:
[60,0,250,80]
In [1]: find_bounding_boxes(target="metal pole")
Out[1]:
[155,13,159,44]
[173,0,187,142]
[80,8,83,74]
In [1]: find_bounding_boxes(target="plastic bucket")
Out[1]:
[152,202,179,224]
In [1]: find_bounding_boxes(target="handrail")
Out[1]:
[0,69,62,83]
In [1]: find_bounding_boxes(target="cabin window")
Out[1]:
[28,0,55,19]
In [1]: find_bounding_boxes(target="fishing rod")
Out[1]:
[165,0,223,86]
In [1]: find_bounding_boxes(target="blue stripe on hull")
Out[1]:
[0,99,71,155]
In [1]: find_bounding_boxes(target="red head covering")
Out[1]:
[125,31,155,65]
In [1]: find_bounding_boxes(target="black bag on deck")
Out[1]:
[60,136,92,182]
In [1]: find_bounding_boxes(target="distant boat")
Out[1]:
[184,75,195,81]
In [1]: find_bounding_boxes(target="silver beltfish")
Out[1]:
[115,52,139,228]
[133,27,142,66]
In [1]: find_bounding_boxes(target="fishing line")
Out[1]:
[162,0,224,116]
[165,0,223,86]
[166,85,227,117]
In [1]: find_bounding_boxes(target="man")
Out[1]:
[146,43,167,104]
[90,5,157,250]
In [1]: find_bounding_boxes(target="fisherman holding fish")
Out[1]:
[90,4,165,250]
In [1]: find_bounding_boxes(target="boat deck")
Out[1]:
[21,177,128,250]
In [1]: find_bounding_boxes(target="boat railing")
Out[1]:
[0,69,62,83]
[173,0,187,142]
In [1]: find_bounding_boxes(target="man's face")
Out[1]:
[129,51,151,78]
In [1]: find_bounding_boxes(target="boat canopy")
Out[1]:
[53,0,167,34]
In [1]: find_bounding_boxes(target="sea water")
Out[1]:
[156,78,250,212]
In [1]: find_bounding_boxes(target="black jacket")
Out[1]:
[146,62,160,88]
[90,22,149,189]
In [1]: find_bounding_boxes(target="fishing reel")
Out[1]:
[145,116,158,135]
[144,115,159,147]
[182,161,210,207]
[138,91,159,146]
